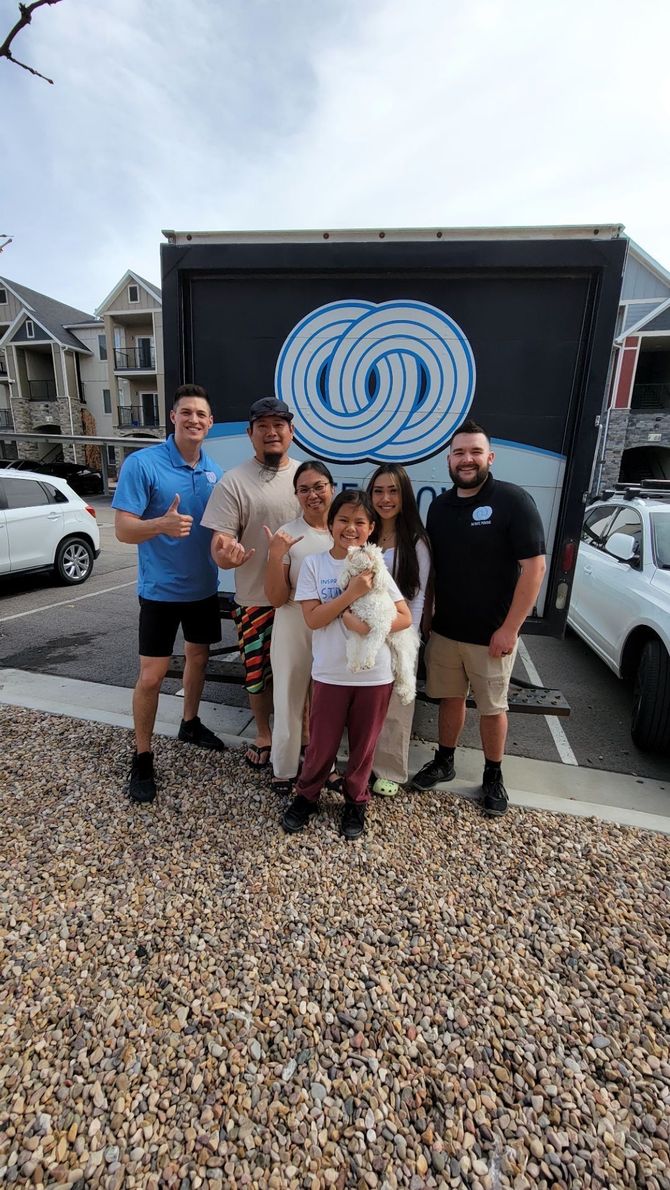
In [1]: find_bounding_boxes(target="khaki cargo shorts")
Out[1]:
[425,632,517,715]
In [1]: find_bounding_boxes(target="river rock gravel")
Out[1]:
[1,705,669,1189]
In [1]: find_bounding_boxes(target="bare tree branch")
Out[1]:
[0,0,64,85]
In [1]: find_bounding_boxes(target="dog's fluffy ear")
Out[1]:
[348,546,367,573]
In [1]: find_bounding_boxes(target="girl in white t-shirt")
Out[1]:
[264,460,335,796]
[368,464,433,795]
[282,490,412,841]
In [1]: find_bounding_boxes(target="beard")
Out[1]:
[262,450,282,469]
[448,461,489,489]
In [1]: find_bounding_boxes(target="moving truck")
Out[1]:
[161,225,626,639]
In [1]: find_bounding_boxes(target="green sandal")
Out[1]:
[372,777,400,797]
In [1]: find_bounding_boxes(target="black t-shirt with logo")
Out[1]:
[426,474,546,646]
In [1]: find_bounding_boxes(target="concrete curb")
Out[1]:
[1,666,668,834]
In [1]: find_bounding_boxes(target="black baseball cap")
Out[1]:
[248,397,294,424]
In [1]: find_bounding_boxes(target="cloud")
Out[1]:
[3,0,670,311]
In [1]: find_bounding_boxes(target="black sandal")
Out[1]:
[324,768,344,793]
[271,777,294,796]
[245,743,271,769]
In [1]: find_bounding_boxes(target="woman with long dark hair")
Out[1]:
[367,464,432,795]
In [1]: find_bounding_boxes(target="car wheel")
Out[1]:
[631,639,670,754]
[55,536,94,585]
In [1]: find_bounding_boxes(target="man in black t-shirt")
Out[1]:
[410,419,546,816]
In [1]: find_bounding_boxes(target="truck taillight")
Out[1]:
[561,539,576,572]
[85,505,97,518]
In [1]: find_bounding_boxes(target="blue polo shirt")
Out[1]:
[112,435,222,601]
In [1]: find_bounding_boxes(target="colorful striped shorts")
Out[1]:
[232,603,275,694]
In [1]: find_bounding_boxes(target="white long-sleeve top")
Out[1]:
[381,538,431,631]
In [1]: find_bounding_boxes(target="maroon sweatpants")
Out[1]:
[296,680,393,805]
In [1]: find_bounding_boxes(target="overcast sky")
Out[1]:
[3,0,670,313]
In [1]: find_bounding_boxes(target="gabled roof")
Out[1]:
[0,276,95,351]
[622,293,670,337]
[0,277,37,311]
[132,271,161,301]
[0,308,89,353]
[626,240,670,291]
[95,269,161,315]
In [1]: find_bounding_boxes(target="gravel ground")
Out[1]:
[1,706,669,1190]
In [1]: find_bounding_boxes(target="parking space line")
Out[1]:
[0,581,137,622]
[517,638,579,766]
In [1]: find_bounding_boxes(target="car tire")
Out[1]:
[631,639,670,755]
[55,536,94,585]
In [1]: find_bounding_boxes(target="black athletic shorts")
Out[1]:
[138,594,222,658]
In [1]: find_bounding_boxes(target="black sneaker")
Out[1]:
[128,752,156,804]
[283,795,319,834]
[177,716,225,752]
[341,802,366,840]
[409,750,456,791]
[483,774,509,817]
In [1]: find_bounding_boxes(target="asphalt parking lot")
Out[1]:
[0,496,668,785]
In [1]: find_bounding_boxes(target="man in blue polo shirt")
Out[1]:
[113,384,224,803]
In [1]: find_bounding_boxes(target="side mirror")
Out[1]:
[606,531,639,565]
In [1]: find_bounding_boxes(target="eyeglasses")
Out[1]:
[296,482,331,496]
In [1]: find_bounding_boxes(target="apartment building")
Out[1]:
[595,241,670,490]
[0,279,96,464]
[95,271,165,465]
[0,271,165,473]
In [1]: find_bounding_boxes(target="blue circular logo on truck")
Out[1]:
[275,299,476,463]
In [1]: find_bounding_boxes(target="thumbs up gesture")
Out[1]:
[162,493,193,538]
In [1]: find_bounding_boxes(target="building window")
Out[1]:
[128,284,139,304]
[0,288,7,305]
[98,333,107,360]
[26,319,35,339]
[103,388,112,414]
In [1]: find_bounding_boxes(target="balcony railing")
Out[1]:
[0,408,13,428]
[28,379,57,400]
[631,382,670,410]
[114,346,156,370]
[117,404,161,429]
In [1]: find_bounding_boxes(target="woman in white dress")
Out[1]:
[367,464,432,795]
[264,460,336,796]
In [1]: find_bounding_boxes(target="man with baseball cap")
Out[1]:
[201,397,299,768]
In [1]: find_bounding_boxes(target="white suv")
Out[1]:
[568,485,670,754]
[0,468,101,585]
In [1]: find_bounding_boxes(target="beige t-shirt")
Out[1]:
[201,456,299,606]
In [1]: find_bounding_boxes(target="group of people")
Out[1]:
[113,387,546,838]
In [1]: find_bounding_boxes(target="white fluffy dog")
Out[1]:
[339,543,420,705]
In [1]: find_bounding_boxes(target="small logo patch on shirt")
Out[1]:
[473,505,492,522]
[205,471,218,483]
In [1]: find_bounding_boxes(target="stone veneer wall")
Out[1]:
[599,409,670,490]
